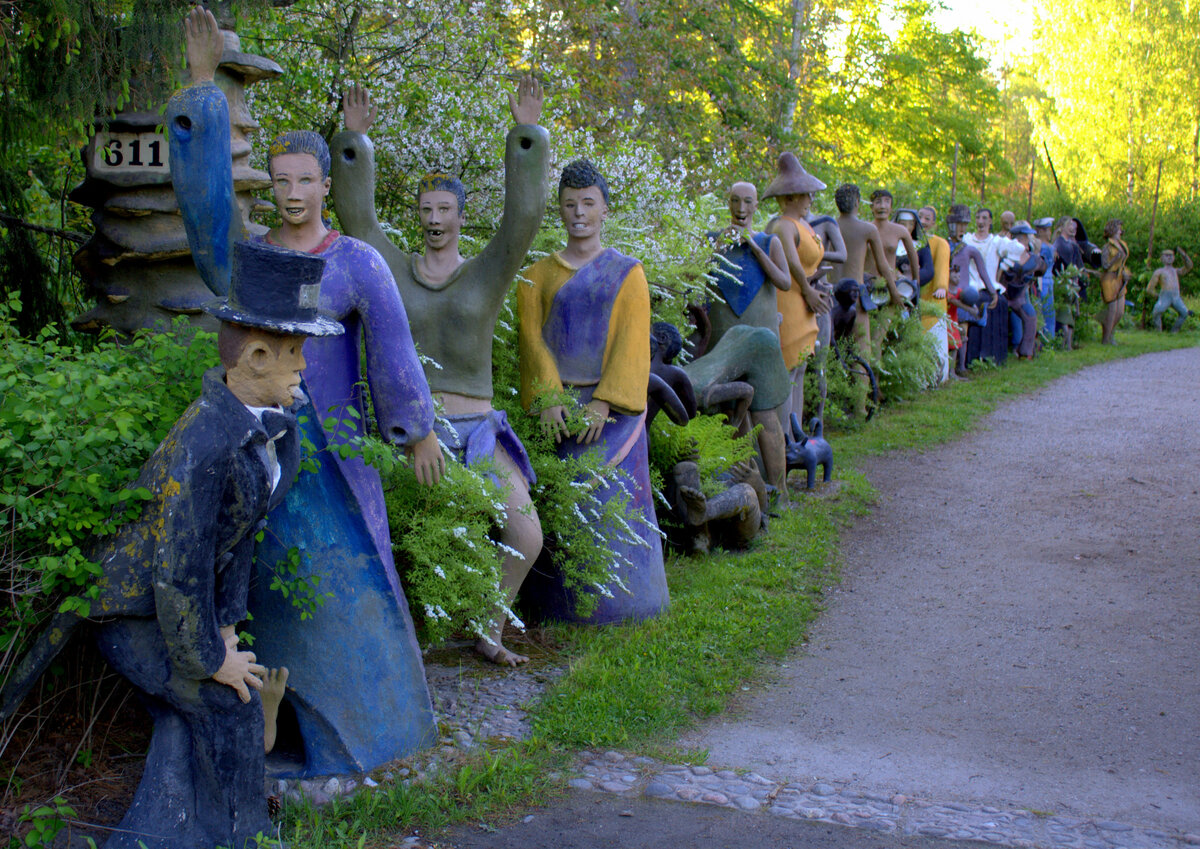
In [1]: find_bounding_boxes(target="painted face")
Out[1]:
[897,215,916,236]
[950,220,969,240]
[1162,250,1175,266]
[418,189,464,252]
[1061,219,1077,239]
[917,208,936,231]
[559,185,608,240]
[270,153,330,229]
[871,195,893,219]
[728,184,759,227]
[999,211,1016,232]
[244,334,307,408]
[976,209,992,233]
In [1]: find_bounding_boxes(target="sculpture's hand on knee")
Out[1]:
[213,634,266,704]
[408,430,445,487]
[577,399,610,445]
[539,405,570,443]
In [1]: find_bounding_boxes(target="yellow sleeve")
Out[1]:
[928,237,950,298]
[593,264,651,414]
[517,260,565,412]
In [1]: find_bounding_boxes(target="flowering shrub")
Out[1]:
[0,300,212,664]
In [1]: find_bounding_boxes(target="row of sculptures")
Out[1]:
[3,8,1147,847]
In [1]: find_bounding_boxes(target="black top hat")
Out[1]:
[204,241,344,337]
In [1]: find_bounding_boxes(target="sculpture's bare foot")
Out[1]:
[679,485,708,526]
[261,666,290,754]
[475,638,529,667]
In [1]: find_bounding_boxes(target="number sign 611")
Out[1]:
[92,131,169,176]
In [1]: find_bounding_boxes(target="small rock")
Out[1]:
[397,768,411,778]
[604,750,624,762]
[619,809,634,817]
[690,766,713,776]
[620,775,636,784]
[1095,821,1133,832]
[716,770,739,780]
[645,781,673,798]
[676,787,700,801]
[522,815,534,823]
[321,777,341,796]
[918,826,949,837]
[945,802,972,812]
[831,812,852,824]
[700,792,729,805]
[568,778,594,791]
[363,776,378,788]
[745,772,773,785]
[601,781,629,793]
[811,782,836,797]
[891,794,906,805]
[734,795,761,811]
[453,731,473,747]
[633,756,656,765]
[342,779,357,795]
[1183,834,1200,846]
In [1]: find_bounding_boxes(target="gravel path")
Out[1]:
[288,348,1200,849]
[680,346,1200,838]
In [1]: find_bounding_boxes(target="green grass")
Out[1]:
[835,328,1199,463]
[282,328,1197,847]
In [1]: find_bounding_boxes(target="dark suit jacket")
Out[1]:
[89,367,301,679]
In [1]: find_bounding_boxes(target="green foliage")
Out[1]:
[648,413,757,499]
[262,545,333,623]
[382,447,509,646]
[16,796,76,848]
[875,309,939,402]
[0,299,211,657]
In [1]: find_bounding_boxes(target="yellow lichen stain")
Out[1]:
[161,477,182,498]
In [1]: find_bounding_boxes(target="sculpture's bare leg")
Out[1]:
[475,445,542,667]
[261,667,290,754]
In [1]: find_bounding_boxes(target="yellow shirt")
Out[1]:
[920,235,950,331]
[517,251,651,414]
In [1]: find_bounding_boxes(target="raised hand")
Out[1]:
[343,83,378,134]
[508,73,544,126]
[184,5,224,85]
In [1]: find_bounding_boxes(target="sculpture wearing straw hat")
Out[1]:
[762,153,833,437]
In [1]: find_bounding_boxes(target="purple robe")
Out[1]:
[520,250,669,625]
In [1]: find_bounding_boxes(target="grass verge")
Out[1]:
[283,329,1196,847]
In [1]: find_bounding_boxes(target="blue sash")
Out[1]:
[708,232,772,317]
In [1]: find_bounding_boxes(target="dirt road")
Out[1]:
[685,346,1200,832]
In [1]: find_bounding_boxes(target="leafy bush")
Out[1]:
[876,310,939,402]
[0,296,212,671]
[383,445,509,646]
[648,412,757,499]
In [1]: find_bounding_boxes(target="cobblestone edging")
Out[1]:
[570,750,1199,849]
[273,660,1197,849]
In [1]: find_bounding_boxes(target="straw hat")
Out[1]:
[762,152,826,199]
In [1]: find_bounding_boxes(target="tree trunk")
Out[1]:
[777,0,808,140]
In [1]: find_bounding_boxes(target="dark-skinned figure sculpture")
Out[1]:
[650,323,767,552]
[0,241,343,849]
[328,78,549,666]
[168,7,438,776]
[516,159,669,624]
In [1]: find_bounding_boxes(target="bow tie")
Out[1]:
[260,409,290,441]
